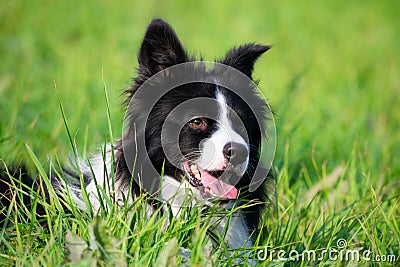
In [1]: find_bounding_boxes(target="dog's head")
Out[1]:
[123,19,271,201]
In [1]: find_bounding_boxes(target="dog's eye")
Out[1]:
[189,118,206,130]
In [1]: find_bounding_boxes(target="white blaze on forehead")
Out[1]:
[196,89,249,171]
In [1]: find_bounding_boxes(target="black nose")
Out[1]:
[223,142,248,165]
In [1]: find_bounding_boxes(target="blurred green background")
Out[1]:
[1,1,399,264]
[0,0,399,184]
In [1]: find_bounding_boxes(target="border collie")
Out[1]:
[0,19,275,252]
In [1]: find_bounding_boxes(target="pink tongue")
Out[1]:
[200,170,238,199]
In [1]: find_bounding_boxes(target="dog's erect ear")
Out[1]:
[138,19,189,75]
[221,44,271,78]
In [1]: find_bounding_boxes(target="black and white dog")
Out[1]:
[0,19,274,250]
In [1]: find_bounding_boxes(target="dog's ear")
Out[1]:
[221,44,271,78]
[138,19,189,75]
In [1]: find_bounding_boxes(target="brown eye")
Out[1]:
[189,118,206,130]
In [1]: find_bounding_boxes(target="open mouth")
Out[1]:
[183,161,238,199]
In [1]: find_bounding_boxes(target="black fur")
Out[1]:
[0,166,50,224]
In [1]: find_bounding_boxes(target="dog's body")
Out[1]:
[1,19,274,250]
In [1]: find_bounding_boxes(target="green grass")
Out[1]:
[1,0,399,266]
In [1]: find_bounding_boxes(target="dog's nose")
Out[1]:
[223,142,248,165]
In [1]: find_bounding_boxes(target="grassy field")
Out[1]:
[0,0,399,266]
